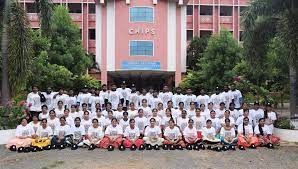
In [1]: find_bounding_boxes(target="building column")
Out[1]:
[82,3,88,51]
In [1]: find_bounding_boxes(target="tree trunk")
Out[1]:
[289,62,297,117]
[1,25,10,112]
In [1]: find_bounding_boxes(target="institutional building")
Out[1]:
[20,0,249,89]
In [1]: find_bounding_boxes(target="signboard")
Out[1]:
[121,61,160,70]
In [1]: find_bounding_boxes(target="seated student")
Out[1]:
[207,110,221,134]
[237,117,258,148]
[114,103,124,121]
[202,119,221,144]
[191,108,205,139]
[161,108,175,129]
[151,108,163,128]
[176,110,189,132]
[143,118,164,146]
[39,105,49,120]
[135,109,148,136]
[127,102,138,119]
[105,110,114,126]
[71,117,86,147]
[183,119,201,145]
[47,110,60,132]
[219,118,237,145]
[92,109,107,129]
[29,115,40,134]
[6,118,35,149]
[123,119,144,148]
[236,109,253,127]
[254,118,280,147]
[140,99,152,118]
[32,118,53,148]
[119,112,130,133]
[163,119,186,147]
[215,102,226,119]
[100,118,123,149]
[220,110,235,127]
[51,117,73,147]
[83,118,104,148]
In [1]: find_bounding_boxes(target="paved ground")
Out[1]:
[1,146,298,169]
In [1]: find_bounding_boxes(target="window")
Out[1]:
[130,41,153,56]
[187,5,193,15]
[239,31,244,41]
[187,30,193,41]
[200,30,212,38]
[26,3,38,13]
[200,6,213,15]
[130,7,153,22]
[220,6,233,16]
[68,3,82,13]
[89,4,95,14]
[239,6,247,16]
[89,29,96,40]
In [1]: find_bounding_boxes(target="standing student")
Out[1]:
[196,89,210,108]
[53,88,68,109]
[264,103,277,134]
[143,118,164,146]
[29,116,40,134]
[54,101,65,119]
[123,119,144,148]
[163,119,186,147]
[71,117,86,147]
[139,89,150,107]
[220,85,234,108]
[100,84,109,107]
[6,118,35,149]
[77,87,92,109]
[26,85,42,120]
[127,84,139,109]
[202,119,221,144]
[237,117,258,148]
[108,84,124,110]
[184,89,197,110]
[100,118,123,149]
[32,119,53,148]
[219,118,237,145]
[139,99,152,118]
[172,87,185,109]
[159,86,173,107]
[66,90,77,109]
[89,89,104,114]
[151,108,163,128]
[229,84,243,110]
[84,119,104,148]
[209,88,224,110]
[191,108,205,139]
[183,119,201,145]
[117,82,131,110]
[42,87,57,110]
[51,117,73,147]
[254,118,280,147]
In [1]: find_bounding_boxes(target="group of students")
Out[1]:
[6,83,280,152]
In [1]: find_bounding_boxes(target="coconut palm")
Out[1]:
[242,0,298,117]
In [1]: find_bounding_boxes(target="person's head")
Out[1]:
[206,119,212,128]
[95,103,101,110]
[242,102,249,109]
[169,118,175,128]
[176,87,182,94]
[42,105,48,113]
[106,102,112,110]
[32,115,38,122]
[195,108,201,116]
[58,88,64,95]
[108,110,113,119]
[111,118,118,127]
[157,102,163,109]
[149,118,156,127]
[60,116,66,126]
[178,102,184,109]
[121,82,126,89]
[167,100,173,108]
[111,84,117,91]
[215,87,220,94]
[243,117,249,126]
[200,104,205,111]
[20,118,28,126]
[181,110,187,118]
[46,87,52,94]
[225,118,231,127]
[32,85,38,93]
[83,111,90,120]
[82,103,88,110]
[259,118,265,126]
[41,118,47,128]
[129,102,135,109]
[142,88,147,95]
[64,109,70,117]
[153,90,158,97]
[58,101,63,108]
[253,101,260,109]
[123,111,128,120]
[49,110,56,119]
[163,86,169,92]
[74,117,81,126]
[149,88,154,94]
[210,110,216,118]
[229,102,235,110]
[208,102,214,110]
[190,101,196,109]
[68,90,74,96]
[92,118,99,128]
[131,84,136,92]
[117,103,123,111]
[243,109,249,117]
[141,99,148,107]
[220,102,225,109]
[223,85,229,92]
[129,119,135,128]
[76,104,80,111]
[152,108,158,117]
[102,84,107,91]
[82,86,88,93]
[200,89,205,95]
[96,109,102,117]
[230,84,236,91]
[138,109,144,117]
[266,103,272,111]
[165,108,171,117]
[186,88,192,95]
[224,110,230,118]
[188,119,194,128]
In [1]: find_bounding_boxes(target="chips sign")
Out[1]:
[121,61,160,70]
[129,28,156,35]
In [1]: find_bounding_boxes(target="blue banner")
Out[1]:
[121,61,161,70]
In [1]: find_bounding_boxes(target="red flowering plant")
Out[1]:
[0,100,28,129]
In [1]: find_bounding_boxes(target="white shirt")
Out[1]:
[81,119,92,133]
[65,116,74,127]
[47,118,60,132]
[54,125,72,137]
[88,95,104,113]
[187,109,196,119]
[220,91,234,108]
[138,94,150,106]
[229,90,242,108]
[42,92,57,110]
[88,126,104,139]
[254,124,272,135]
[237,124,254,137]
[124,126,140,140]
[251,108,264,126]
[176,117,189,132]
[184,94,197,110]
[202,127,216,139]
[220,127,236,138]
[108,91,123,110]
[151,116,162,127]
[220,117,235,126]
[139,106,152,118]
[119,118,130,132]
[135,116,148,133]
[235,116,253,126]
[29,121,40,134]
[149,97,163,109]
[99,90,109,101]
[92,115,108,128]
[164,126,181,140]
[183,126,197,139]
[66,96,77,109]
[162,116,176,128]
[54,108,65,119]
[144,126,161,137]
[27,92,42,112]
[215,108,226,119]
[117,88,131,103]
[266,111,277,133]
[39,112,49,121]
[127,109,138,119]
[207,117,221,130]
[53,94,69,108]
[36,126,53,138]
[69,112,82,119]
[114,110,124,120]
[15,124,34,137]
[77,92,92,109]
[191,116,206,131]
[128,92,140,108]
[104,125,123,136]
[172,94,185,108]
[196,95,210,107]
[158,92,173,107]
[230,109,241,122]
[71,125,86,140]
[209,93,224,109]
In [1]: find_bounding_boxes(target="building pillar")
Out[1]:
[82,3,88,51]
[233,3,239,40]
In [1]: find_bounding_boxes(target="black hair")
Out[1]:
[49,110,56,114]
[264,109,268,119]
[82,103,88,107]
[178,102,184,106]
[258,118,265,136]
[41,118,47,123]
[123,111,128,116]
[84,111,89,115]
[71,105,76,108]
[102,84,107,87]
[58,100,63,105]
[188,119,194,123]
[92,118,99,123]
[242,117,249,136]
[60,116,66,121]
[220,102,225,106]
[41,105,48,109]
[75,117,81,121]
[111,118,118,123]
[206,119,212,124]
[167,100,173,104]
[129,119,135,123]
[200,104,205,108]
[150,118,156,123]
[169,118,175,124]
[224,118,230,123]
[64,108,70,112]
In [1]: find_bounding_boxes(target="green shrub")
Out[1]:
[274,117,295,130]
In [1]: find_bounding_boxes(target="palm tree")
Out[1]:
[34,0,53,37]
[242,0,298,117]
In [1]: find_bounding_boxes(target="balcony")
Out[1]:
[220,16,233,24]
[200,15,213,24]
[200,0,213,4]
[70,13,82,22]
[27,13,39,22]
[220,0,233,5]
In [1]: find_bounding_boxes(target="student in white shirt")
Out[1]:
[237,117,258,149]
[109,84,124,110]
[209,89,223,109]
[99,84,109,106]
[251,101,264,127]
[140,99,152,118]
[149,91,163,109]
[39,105,49,120]
[81,111,92,134]
[66,90,77,109]
[51,116,73,147]
[184,89,197,110]
[119,112,130,133]
[254,118,280,147]
[114,103,124,121]
[6,118,35,149]
[54,101,65,119]
[135,109,148,135]
[151,108,163,128]
[157,102,165,117]
[83,118,104,148]
[220,110,235,128]
[27,85,42,120]
[92,109,107,129]
[191,108,206,138]
[176,102,185,117]
[101,118,123,149]
[219,118,237,145]
[215,102,226,119]
[123,119,145,148]
[42,87,56,110]
[76,87,92,109]
[230,84,243,109]
[69,105,81,119]
[29,116,40,134]
[236,109,253,126]
[196,89,210,108]
[207,110,221,134]
[183,119,201,145]
[47,110,60,132]
[33,119,53,149]
[127,86,139,109]
[159,86,173,107]
[202,119,221,143]
[164,119,186,147]
[176,110,189,132]
[187,101,196,119]
[127,102,138,119]
[229,102,241,123]
[53,88,69,109]
[173,87,185,109]
[88,90,104,113]
[117,82,131,109]
[143,118,164,146]
[71,117,86,146]
[220,85,234,109]
[264,103,277,134]
[161,108,176,129]
[63,109,74,128]
[138,89,150,107]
